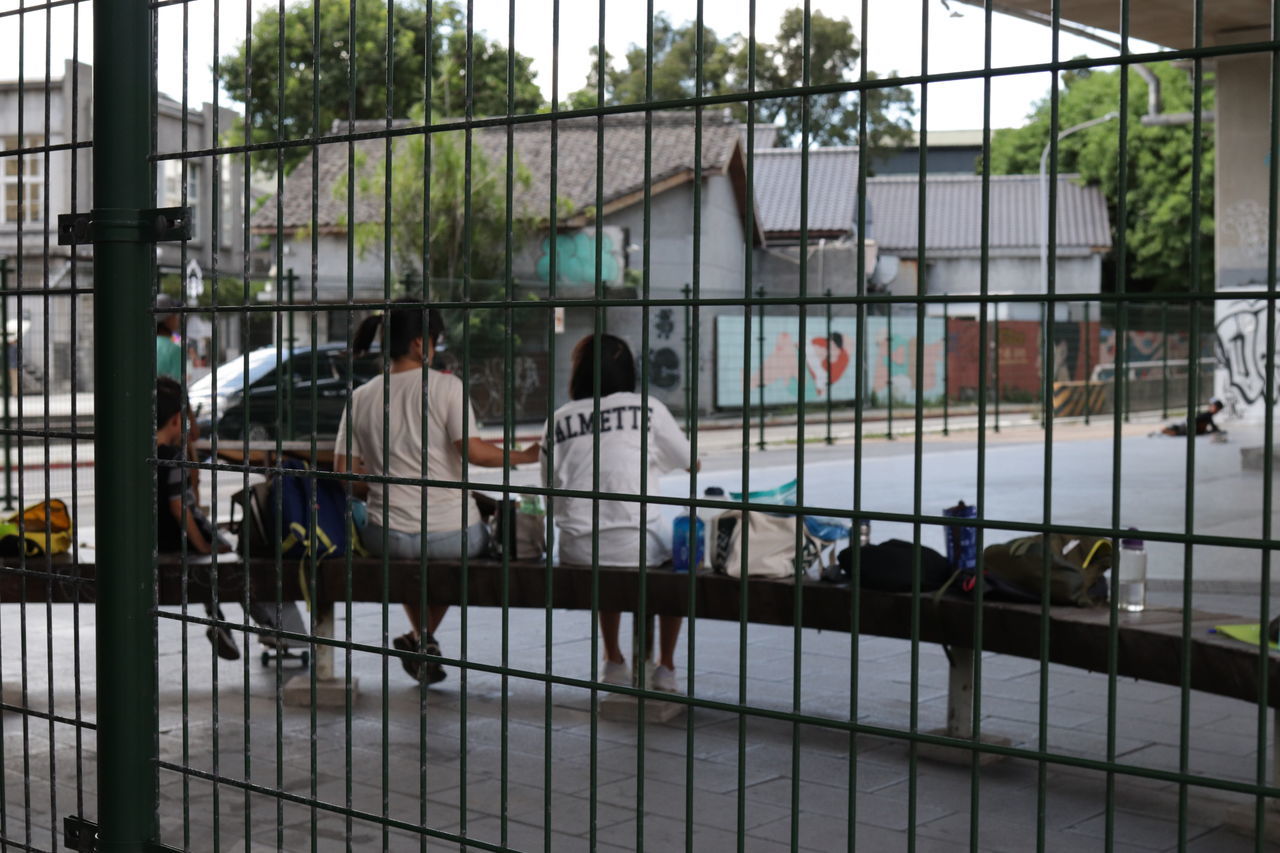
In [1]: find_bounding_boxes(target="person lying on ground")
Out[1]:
[1154,398,1225,437]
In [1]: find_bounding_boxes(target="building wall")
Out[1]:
[576,173,748,417]
[923,255,1101,298]
[0,61,246,392]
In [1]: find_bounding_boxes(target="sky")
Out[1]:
[0,0,1162,132]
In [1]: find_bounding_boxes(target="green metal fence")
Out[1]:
[4,0,1280,851]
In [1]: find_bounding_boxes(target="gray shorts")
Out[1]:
[361,521,491,560]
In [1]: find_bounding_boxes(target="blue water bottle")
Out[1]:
[672,493,711,573]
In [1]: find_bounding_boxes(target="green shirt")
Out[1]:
[155,334,182,379]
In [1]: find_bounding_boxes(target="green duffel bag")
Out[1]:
[980,533,1113,607]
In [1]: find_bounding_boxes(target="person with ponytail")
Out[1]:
[335,299,540,685]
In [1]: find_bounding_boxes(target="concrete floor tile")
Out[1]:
[1066,806,1215,851]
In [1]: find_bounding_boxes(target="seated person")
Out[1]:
[541,333,697,693]
[335,300,539,685]
[155,376,238,659]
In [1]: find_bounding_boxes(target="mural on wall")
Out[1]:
[1215,297,1278,419]
[1097,327,1196,366]
[535,225,625,286]
[715,316,945,408]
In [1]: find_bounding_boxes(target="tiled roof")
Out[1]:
[750,147,859,237]
[252,112,744,231]
[865,173,1112,255]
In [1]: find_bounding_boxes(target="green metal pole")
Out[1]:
[942,300,949,436]
[993,309,1001,433]
[0,256,12,509]
[682,283,691,430]
[756,284,765,451]
[1161,301,1169,419]
[1083,301,1091,426]
[94,0,160,845]
[1040,301,1046,430]
[886,306,894,439]
[825,289,833,445]
[285,267,296,440]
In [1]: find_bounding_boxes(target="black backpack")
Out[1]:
[829,539,952,592]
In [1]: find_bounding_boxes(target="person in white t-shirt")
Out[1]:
[335,300,539,685]
[541,333,696,693]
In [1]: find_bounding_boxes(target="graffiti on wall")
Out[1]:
[535,226,624,286]
[715,315,945,408]
[648,306,683,390]
[1214,298,1278,416]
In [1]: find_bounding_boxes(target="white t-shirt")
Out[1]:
[335,368,480,534]
[541,392,691,567]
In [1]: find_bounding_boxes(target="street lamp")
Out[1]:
[1040,111,1119,296]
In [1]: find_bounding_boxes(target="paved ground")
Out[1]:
[2,589,1276,852]
[2,414,1279,851]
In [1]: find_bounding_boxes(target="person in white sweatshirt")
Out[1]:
[542,333,696,693]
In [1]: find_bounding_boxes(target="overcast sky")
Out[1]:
[0,0,1160,132]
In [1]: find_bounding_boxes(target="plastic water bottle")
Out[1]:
[671,511,704,573]
[1118,533,1147,613]
[673,487,720,572]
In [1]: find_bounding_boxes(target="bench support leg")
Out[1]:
[283,601,359,708]
[947,645,975,739]
[920,646,1009,765]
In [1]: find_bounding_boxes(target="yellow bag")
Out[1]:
[3,499,74,556]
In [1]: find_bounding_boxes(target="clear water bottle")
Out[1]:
[1118,533,1147,612]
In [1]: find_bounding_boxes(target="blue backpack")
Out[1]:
[269,458,364,606]
[273,458,351,561]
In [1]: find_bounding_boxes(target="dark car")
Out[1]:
[191,343,381,441]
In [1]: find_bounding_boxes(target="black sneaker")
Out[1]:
[392,632,422,681]
[421,633,447,685]
[206,625,240,661]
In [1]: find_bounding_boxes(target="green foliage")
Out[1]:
[339,107,539,362]
[987,63,1215,293]
[159,274,268,307]
[217,0,543,174]
[566,10,915,153]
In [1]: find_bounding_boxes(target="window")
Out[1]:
[1,135,44,224]
[158,160,201,240]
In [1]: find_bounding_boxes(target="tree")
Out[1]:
[218,0,543,174]
[987,63,1215,293]
[566,10,916,152]
[342,106,540,362]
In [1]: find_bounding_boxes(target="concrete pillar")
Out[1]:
[1214,29,1276,422]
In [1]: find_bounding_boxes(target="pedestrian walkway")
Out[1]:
[1,587,1272,851]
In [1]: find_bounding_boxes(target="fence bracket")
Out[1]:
[57,207,192,246]
[63,816,97,852]
[63,816,182,853]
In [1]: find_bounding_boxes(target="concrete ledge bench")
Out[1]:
[4,554,1279,701]
[4,554,1280,765]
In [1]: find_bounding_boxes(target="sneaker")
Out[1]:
[651,665,679,694]
[601,659,630,687]
[420,633,447,685]
[392,632,422,681]
[206,625,240,661]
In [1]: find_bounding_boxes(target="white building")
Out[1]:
[0,60,246,391]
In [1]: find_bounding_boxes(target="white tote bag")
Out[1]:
[711,510,799,579]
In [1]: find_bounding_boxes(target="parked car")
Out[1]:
[191,343,381,441]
